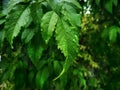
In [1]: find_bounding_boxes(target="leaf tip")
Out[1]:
[53,68,65,81]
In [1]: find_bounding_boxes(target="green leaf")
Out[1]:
[89,77,98,87]
[56,19,79,60]
[63,0,81,9]
[41,11,59,44]
[14,70,26,90]
[2,0,9,14]
[0,14,6,18]
[102,28,109,39]
[2,62,17,81]
[102,26,120,43]
[62,4,81,27]
[9,63,18,79]
[109,26,119,43]
[30,2,43,24]
[69,13,81,27]
[28,70,35,85]
[95,0,100,6]
[104,0,113,13]
[5,5,32,46]
[62,3,77,14]
[5,0,28,14]
[0,30,5,47]
[117,28,120,34]
[21,28,36,43]
[53,61,62,74]
[54,19,79,80]
[112,0,118,6]
[36,67,49,88]
[27,32,45,68]
[48,0,58,10]
[0,19,5,25]
[80,78,86,87]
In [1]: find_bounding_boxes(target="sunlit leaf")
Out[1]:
[54,19,79,80]
[41,11,59,44]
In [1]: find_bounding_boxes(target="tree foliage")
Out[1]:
[0,0,120,90]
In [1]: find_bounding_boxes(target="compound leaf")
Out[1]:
[54,19,79,80]
[5,5,32,46]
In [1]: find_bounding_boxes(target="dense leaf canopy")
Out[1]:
[0,0,120,90]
